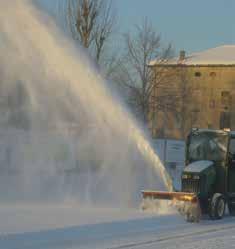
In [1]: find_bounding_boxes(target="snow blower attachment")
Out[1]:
[142,191,198,203]
[142,129,235,222]
[141,190,201,222]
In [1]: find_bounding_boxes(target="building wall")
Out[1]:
[149,65,235,139]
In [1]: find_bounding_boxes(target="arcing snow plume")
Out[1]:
[0,0,172,206]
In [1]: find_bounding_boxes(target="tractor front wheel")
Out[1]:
[209,193,226,220]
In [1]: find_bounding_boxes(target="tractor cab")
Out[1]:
[227,132,235,213]
[183,129,228,198]
[182,129,235,219]
[187,129,228,164]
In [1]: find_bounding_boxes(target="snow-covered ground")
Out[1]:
[1,203,235,249]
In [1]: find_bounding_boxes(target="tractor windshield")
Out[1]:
[188,131,228,162]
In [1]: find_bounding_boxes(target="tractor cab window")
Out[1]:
[188,132,228,162]
[229,139,235,154]
[229,138,235,165]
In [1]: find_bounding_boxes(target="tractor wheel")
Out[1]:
[209,193,226,220]
[185,202,201,223]
[228,202,235,216]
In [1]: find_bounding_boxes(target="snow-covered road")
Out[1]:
[1,204,235,249]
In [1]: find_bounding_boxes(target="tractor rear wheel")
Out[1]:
[228,202,235,216]
[209,193,226,220]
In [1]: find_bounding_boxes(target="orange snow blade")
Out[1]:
[142,190,198,203]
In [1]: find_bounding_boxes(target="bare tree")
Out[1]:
[65,0,116,63]
[114,19,174,123]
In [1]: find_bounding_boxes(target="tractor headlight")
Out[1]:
[193,175,200,180]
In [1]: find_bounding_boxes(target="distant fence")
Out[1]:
[152,139,185,190]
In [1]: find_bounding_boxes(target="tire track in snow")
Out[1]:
[108,223,235,249]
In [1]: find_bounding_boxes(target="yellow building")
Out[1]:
[149,45,235,139]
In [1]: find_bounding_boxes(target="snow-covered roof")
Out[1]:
[149,45,235,66]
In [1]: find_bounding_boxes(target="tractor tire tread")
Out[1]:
[209,193,225,220]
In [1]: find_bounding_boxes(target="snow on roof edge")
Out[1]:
[149,45,235,66]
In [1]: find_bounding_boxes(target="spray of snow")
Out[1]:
[0,0,171,208]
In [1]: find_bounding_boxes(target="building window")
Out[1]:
[221,91,231,107]
[195,72,201,77]
[210,72,216,77]
[220,112,231,129]
[209,99,215,109]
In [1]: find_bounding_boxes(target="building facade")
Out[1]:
[149,46,235,139]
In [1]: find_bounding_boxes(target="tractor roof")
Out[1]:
[191,128,228,135]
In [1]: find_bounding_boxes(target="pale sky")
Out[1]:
[37,0,235,54]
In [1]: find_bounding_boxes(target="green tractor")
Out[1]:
[142,129,235,222]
